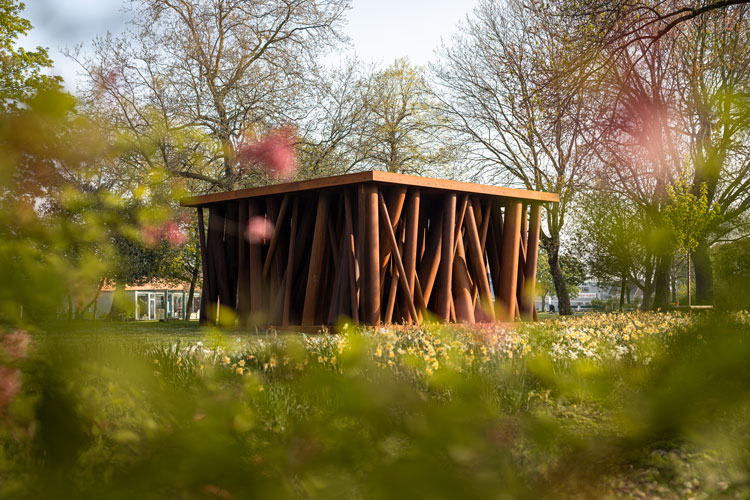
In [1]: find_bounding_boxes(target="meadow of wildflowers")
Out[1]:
[158,311,699,380]
[2,311,749,499]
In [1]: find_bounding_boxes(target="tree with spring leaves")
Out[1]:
[664,172,722,305]
[433,0,591,315]
[75,0,350,192]
[536,249,586,312]
[0,0,61,111]
[358,58,457,176]
[551,1,750,305]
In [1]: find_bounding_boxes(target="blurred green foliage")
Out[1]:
[0,313,746,499]
[0,0,61,111]
[712,240,750,310]
[537,249,587,300]
[1,3,749,499]
[0,89,119,323]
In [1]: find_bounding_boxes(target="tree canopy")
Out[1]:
[0,0,61,111]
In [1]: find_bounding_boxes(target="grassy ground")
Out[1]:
[3,311,749,499]
[38,319,205,339]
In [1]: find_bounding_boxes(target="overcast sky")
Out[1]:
[20,0,477,91]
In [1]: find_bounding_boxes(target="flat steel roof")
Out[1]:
[179,170,560,207]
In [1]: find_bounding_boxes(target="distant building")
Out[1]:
[95,282,201,321]
[536,280,637,311]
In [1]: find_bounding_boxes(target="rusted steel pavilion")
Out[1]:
[181,171,559,327]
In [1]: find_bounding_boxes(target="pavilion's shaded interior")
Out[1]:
[181,171,558,327]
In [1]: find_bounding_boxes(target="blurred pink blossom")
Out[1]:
[237,126,298,180]
[246,216,274,244]
[0,366,20,413]
[2,331,29,359]
[141,224,161,247]
[163,221,189,246]
[141,221,188,247]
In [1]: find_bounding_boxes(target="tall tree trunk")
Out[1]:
[80,279,105,320]
[186,265,198,321]
[639,257,655,311]
[640,285,653,311]
[619,273,626,311]
[692,238,713,305]
[545,243,572,315]
[652,253,673,310]
[670,272,676,303]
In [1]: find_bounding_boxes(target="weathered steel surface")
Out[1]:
[185,172,557,327]
[181,171,559,207]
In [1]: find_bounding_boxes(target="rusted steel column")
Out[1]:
[452,235,475,323]
[364,185,381,324]
[515,204,528,315]
[328,219,339,269]
[521,203,542,320]
[401,189,420,322]
[464,200,495,321]
[384,225,404,324]
[519,203,528,257]
[378,190,419,323]
[327,197,349,325]
[437,192,456,321]
[236,200,250,325]
[471,197,483,231]
[379,187,407,289]
[357,185,366,321]
[344,190,359,323]
[224,202,240,310]
[417,209,442,307]
[480,201,491,254]
[487,215,502,298]
[498,200,522,321]
[262,195,289,279]
[197,207,211,325]
[452,195,469,258]
[207,206,230,321]
[282,198,299,327]
[302,192,330,325]
[418,208,428,261]
[384,273,399,324]
[270,199,289,317]
[327,227,348,325]
[247,200,264,316]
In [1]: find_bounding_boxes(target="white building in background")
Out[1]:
[535,280,633,312]
[95,282,202,320]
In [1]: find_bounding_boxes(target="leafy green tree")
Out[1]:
[537,248,586,311]
[433,0,591,315]
[359,58,456,175]
[535,256,555,311]
[674,10,750,304]
[0,88,135,323]
[76,0,350,192]
[664,174,722,260]
[551,2,750,308]
[664,173,722,305]
[575,189,657,310]
[712,239,750,309]
[0,0,60,111]
[296,58,459,179]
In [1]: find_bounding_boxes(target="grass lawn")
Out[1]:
[3,311,749,499]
